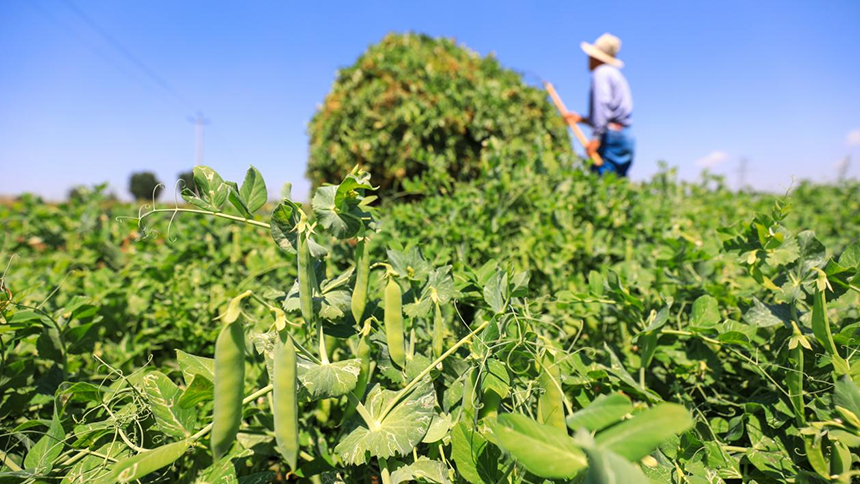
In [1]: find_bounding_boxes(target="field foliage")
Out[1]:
[1,160,859,483]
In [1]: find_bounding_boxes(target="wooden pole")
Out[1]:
[544,81,603,166]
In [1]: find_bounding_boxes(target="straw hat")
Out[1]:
[580,33,624,68]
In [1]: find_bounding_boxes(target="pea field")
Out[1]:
[1,158,859,483]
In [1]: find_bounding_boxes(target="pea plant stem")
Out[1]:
[378,319,490,422]
[140,208,271,229]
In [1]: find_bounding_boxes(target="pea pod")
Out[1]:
[297,231,315,327]
[98,439,191,484]
[461,367,478,422]
[351,238,369,324]
[432,302,444,358]
[384,277,406,368]
[786,322,806,425]
[273,335,299,470]
[344,332,372,421]
[211,320,245,459]
[537,350,566,430]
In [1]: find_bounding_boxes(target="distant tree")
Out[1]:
[67,185,87,202]
[129,172,163,201]
[178,170,196,195]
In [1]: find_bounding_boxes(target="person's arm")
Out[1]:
[563,112,591,126]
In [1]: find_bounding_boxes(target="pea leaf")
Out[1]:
[593,403,694,461]
[176,350,215,386]
[190,166,228,210]
[335,382,436,465]
[270,200,301,253]
[834,375,860,416]
[489,413,587,479]
[390,457,450,484]
[312,174,373,239]
[141,371,196,439]
[24,406,65,473]
[582,446,649,484]
[297,358,362,399]
[480,358,510,399]
[451,422,502,483]
[177,373,214,409]
[566,393,632,433]
[690,295,720,328]
[239,165,268,213]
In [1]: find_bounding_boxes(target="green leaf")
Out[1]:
[177,373,214,409]
[176,350,215,386]
[141,371,195,439]
[481,358,510,399]
[24,406,65,473]
[594,403,694,461]
[388,248,432,282]
[489,413,587,479]
[239,166,268,213]
[227,183,253,218]
[96,439,190,483]
[482,271,507,314]
[64,441,128,482]
[834,375,860,416]
[583,446,649,484]
[690,295,720,328]
[450,422,502,484]
[421,413,453,444]
[297,358,362,399]
[270,200,301,254]
[566,393,633,432]
[192,166,229,210]
[390,457,450,484]
[838,243,860,269]
[743,298,785,328]
[335,382,436,465]
[196,453,239,483]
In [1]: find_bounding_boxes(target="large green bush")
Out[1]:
[307,33,573,196]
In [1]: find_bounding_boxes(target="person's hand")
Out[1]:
[563,112,582,124]
[587,138,602,165]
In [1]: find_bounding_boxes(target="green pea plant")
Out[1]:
[0,165,696,482]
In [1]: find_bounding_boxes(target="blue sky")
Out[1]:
[2,0,859,201]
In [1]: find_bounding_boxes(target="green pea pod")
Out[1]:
[432,302,444,358]
[830,440,851,477]
[211,321,245,459]
[811,287,850,376]
[273,335,299,470]
[384,277,405,368]
[344,334,372,421]
[786,326,805,425]
[461,367,478,422]
[351,238,369,324]
[98,439,191,484]
[537,351,566,430]
[297,232,315,327]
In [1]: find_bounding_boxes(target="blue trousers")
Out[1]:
[591,127,635,177]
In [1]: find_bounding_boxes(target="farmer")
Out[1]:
[565,33,634,177]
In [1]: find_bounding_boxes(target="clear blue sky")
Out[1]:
[2,0,859,201]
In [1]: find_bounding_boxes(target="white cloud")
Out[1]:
[846,129,860,146]
[694,150,730,168]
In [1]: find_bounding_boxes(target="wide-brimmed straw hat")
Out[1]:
[580,33,624,68]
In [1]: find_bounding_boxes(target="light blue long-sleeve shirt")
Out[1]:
[588,64,633,138]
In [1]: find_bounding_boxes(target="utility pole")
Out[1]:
[836,155,850,182]
[188,112,210,166]
[737,157,749,191]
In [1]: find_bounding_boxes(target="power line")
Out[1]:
[58,0,197,113]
